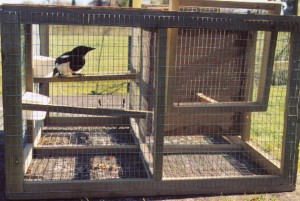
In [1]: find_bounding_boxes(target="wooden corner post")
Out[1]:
[153,29,168,180]
[281,32,300,185]
[1,12,24,194]
[165,0,180,112]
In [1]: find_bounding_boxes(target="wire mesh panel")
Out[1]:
[1,3,300,200]
[30,24,151,180]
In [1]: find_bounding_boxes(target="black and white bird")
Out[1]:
[53,46,95,77]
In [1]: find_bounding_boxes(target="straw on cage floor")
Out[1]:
[25,153,147,181]
[39,127,135,146]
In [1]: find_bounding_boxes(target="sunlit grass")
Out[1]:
[250,86,286,162]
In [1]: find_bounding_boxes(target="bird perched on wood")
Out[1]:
[53,46,95,77]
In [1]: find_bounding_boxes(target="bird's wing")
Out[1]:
[55,62,73,76]
[69,56,85,72]
[55,51,71,65]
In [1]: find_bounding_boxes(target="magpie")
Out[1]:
[53,46,95,77]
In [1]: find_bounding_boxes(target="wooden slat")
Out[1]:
[1,5,299,32]
[180,0,282,11]
[241,31,257,141]
[34,73,138,83]
[32,120,43,147]
[45,116,129,127]
[8,176,292,200]
[22,103,150,118]
[130,118,153,178]
[38,24,50,121]
[24,24,35,145]
[144,0,282,13]
[163,144,243,154]
[165,0,180,111]
[196,93,218,103]
[153,29,168,181]
[25,24,33,92]
[23,144,33,175]
[257,31,278,106]
[173,102,266,113]
[34,145,139,155]
[281,32,300,185]
[226,136,281,175]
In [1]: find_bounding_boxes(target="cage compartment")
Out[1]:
[163,152,267,178]
[25,153,148,181]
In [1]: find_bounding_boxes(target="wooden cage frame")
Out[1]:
[1,2,300,200]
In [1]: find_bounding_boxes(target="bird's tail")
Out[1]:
[53,67,59,77]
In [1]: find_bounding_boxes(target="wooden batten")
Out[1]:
[241,31,257,141]
[34,73,138,83]
[34,145,140,155]
[256,31,278,106]
[38,24,50,121]
[179,0,282,11]
[1,5,298,32]
[23,144,33,175]
[165,0,180,112]
[24,24,35,145]
[44,116,129,127]
[32,120,43,147]
[10,176,291,200]
[163,144,243,154]
[130,118,153,178]
[173,102,266,113]
[22,103,150,118]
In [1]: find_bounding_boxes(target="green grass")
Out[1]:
[250,86,286,162]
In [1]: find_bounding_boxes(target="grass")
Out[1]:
[250,86,286,163]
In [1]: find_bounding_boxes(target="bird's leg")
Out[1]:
[72,72,85,77]
[58,72,64,79]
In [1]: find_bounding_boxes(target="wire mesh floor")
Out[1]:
[25,153,147,181]
[163,153,267,178]
[39,127,135,146]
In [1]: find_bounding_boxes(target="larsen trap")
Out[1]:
[1,1,300,200]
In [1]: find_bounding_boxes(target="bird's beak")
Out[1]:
[90,47,96,51]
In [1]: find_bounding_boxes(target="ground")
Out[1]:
[0,106,300,201]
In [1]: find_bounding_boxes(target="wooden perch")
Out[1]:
[34,73,139,83]
[196,93,218,103]
[22,103,151,118]
[173,102,267,113]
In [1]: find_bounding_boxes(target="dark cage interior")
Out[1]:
[1,1,300,199]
